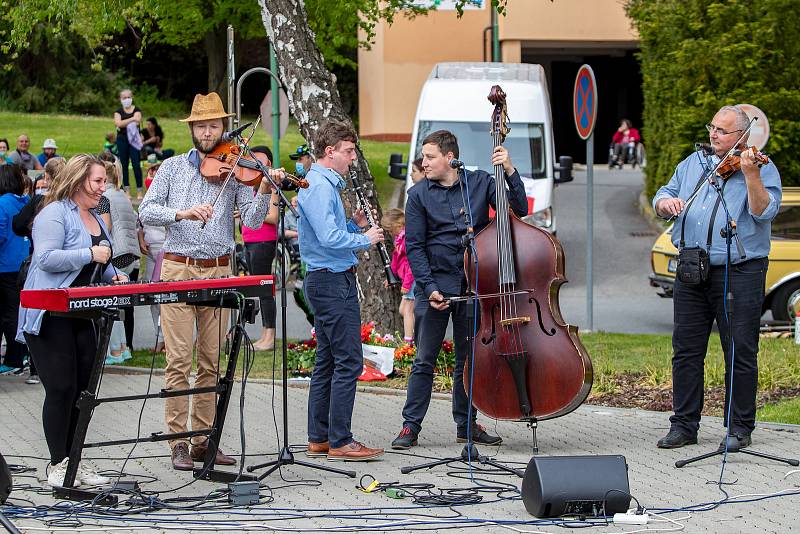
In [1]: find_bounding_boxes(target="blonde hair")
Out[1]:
[45,154,104,207]
[381,208,406,235]
[43,157,66,182]
[104,161,122,189]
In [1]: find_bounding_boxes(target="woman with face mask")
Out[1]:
[0,138,14,166]
[113,89,144,199]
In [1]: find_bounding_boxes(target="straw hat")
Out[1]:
[180,92,234,123]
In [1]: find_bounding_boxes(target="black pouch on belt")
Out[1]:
[674,173,727,286]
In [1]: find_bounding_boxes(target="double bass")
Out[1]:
[465,86,593,433]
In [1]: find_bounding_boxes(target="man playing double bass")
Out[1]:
[653,105,782,451]
[391,129,528,450]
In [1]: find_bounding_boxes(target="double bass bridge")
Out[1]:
[499,316,531,328]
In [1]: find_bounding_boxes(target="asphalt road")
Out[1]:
[131,165,673,349]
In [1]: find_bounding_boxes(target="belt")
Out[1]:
[314,266,357,274]
[163,252,230,268]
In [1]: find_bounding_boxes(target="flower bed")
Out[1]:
[284,322,456,380]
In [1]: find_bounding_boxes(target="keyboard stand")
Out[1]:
[52,297,257,504]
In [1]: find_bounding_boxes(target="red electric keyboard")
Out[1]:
[21,275,275,312]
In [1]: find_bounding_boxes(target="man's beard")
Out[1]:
[192,134,222,154]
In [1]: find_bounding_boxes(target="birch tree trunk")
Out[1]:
[258,0,401,334]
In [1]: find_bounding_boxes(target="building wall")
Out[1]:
[358,0,638,140]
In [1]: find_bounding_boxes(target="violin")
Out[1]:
[717,146,769,180]
[200,141,309,189]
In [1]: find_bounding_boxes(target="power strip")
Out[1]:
[613,512,649,525]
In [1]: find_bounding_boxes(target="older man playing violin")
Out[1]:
[139,93,275,471]
[652,105,782,452]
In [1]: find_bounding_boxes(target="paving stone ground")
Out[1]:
[1,371,799,533]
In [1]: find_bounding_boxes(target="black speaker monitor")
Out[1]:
[521,455,630,518]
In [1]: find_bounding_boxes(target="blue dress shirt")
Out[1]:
[297,163,371,272]
[406,168,528,298]
[653,150,782,266]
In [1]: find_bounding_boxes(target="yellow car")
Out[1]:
[650,187,800,322]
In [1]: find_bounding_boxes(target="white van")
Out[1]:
[389,62,573,233]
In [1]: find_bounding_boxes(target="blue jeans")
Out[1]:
[305,270,362,448]
[117,135,142,189]
[401,288,476,435]
[670,257,767,436]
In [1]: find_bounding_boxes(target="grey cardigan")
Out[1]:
[17,199,114,340]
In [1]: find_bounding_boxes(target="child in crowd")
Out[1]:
[382,208,415,343]
[138,163,167,352]
[103,132,118,156]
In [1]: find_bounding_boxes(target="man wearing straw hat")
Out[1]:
[139,93,276,471]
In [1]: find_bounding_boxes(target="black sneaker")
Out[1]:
[391,427,418,450]
[719,433,751,451]
[656,429,697,449]
[457,424,502,446]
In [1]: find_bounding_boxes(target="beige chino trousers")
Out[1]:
[160,259,231,449]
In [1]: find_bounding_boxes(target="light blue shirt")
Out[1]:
[653,150,782,266]
[17,199,115,340]
[297,163,371,272]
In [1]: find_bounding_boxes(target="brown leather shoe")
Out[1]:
[327,440,384,462]
[171,442,193,471]
[307,441,329,458]
[190,442,237,466]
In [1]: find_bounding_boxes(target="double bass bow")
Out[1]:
[465,85,593,434]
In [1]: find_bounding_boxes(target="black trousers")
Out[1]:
[24,313,97,464]
[244,241,277,328]
[0,271,26,368]
[117,135,142,189]
[123,268,138,348]
[669,257,767,437]
[401,287,477,435]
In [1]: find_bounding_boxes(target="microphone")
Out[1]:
[90,239,111,285]
[222,122,253,142]
[449,159,464,169]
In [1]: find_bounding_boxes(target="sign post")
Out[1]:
[573,64,598,331]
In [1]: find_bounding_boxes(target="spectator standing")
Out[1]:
[138,163,167,352]
[37,139,61,166]
[141,117,175,161]
[289,143,313,177]
[242,146,281,351]
[0,138,14,166]
[12,158,64,384]
[382,208,415,343]
[410,158,425,183]
[102,160,140,355]
[114,89,144,199]
[8,135,43,172]
[0,165,31,375]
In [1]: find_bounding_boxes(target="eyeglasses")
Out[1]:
[705,124,742,136]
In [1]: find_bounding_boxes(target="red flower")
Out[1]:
[441,340,454,353]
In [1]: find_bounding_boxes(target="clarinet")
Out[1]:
[348,166,401,287]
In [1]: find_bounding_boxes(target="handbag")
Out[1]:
[17,255,31,290]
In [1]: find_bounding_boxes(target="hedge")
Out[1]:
[626,0,800,199]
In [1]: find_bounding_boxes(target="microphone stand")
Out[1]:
[400,163,521,478]
[244,138,355,480]
[675,167,798,470]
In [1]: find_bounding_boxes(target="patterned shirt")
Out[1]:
[138,149,271,259]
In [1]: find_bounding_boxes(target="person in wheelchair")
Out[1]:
[609,119,642,169]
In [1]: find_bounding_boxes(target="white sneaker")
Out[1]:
[76,462,110,486]
[47,458,79,488]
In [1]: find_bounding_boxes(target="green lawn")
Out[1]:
[0,111,407,207]
[122,332,800,424]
